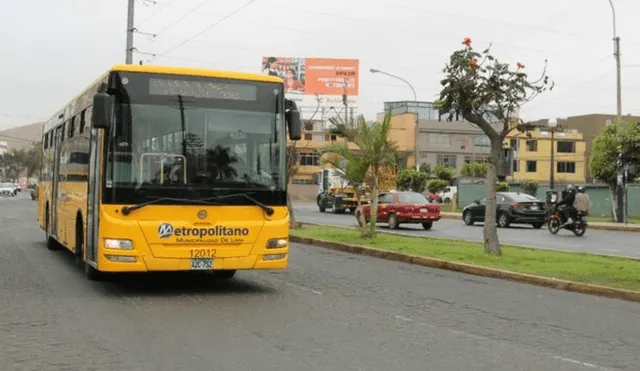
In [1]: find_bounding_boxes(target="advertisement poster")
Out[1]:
[261,57,359,116]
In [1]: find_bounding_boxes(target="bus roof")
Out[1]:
[110,64,284,84]
[42,64,285,134]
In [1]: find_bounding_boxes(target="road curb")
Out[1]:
[290,234,640,303]
[439,213,640,232]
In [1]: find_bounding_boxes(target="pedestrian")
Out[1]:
[574,186,591,216]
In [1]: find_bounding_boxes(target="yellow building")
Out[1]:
[288,128,360,184]
[506,128,587,184]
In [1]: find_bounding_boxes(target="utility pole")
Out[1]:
[608,0,624,223]
[615,36,625,223]
[178,95,187,157]
[126,0,135,64]
[342,79,348,126]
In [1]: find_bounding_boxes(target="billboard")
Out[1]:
[261,57,359,114]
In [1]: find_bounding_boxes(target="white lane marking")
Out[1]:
[553,356,604,369]
[392,315,413,322]
[269,277,323,295]
[391,314,613,370]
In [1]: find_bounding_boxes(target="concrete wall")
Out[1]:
[456,183,640,217]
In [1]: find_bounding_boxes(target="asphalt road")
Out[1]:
[2,196,640,370]
[293,202,640,258]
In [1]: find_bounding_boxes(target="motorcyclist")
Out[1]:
[556,184,577,226]
[574,186,591,217]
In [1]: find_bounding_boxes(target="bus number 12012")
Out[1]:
[190,249,217,258]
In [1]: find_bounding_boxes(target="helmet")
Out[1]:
[577,186,585,193]
[565,184,576,194]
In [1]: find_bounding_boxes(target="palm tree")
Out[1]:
[205,145,238,180]
[329,110,398,238]
[320,144,369,233]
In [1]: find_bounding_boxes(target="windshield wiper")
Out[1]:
[120,192,274,216]
[220,192,275,216]
[121,196,219,216]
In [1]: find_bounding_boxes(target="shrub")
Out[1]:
[427,179,450,194]
[521,180,538,196]
[496,181,510,192]
[397,169,428,192]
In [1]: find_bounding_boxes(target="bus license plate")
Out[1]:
[190,258,213,270]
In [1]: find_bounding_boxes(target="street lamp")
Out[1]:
[547,118,558,191]
[369,68,420,171]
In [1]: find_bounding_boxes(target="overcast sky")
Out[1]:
[1,0,639,132]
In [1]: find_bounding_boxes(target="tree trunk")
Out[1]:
[366,171,379,238]
[286,143,298,229]
[355,188,367,234]
[615,184,624,223]
[483,139,502,256]
[287,193,298,229]
[609,186,617,221]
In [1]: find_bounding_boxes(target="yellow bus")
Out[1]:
[36,64,301,280]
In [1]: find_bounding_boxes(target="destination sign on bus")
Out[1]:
[149,78,258,101]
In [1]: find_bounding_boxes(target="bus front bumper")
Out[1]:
[97,251,288,272]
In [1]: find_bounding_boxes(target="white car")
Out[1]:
[0,182,16,197]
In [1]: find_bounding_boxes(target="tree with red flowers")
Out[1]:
[435,37,553,255]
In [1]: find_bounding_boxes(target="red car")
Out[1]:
[355,191,441,230]
[423,191,442,203]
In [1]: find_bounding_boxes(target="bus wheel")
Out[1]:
[76,223,103,281]
[213,270,236,280]
[45,209,59,251]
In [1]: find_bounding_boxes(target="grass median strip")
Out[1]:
[291,225,640,292]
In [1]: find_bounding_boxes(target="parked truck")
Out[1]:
[316,168,364,213]
[316,165,398,214]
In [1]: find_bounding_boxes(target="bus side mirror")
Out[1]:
[285,99,302,140]
[92,91,114,129]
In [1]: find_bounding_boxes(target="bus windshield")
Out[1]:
[103,72,285,205]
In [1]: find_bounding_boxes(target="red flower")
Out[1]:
[517,62,525,69]
[462,37,472,47]
[470,58,479,67]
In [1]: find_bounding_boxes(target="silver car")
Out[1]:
[0,182,16,197]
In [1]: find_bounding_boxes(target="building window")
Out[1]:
[312,134,324,141]
[526,161,537,172]
[464,156,488,164]
[437,154,457,168]
[526,140,538,151]
[303,133,312,140]
[419,151,428,158]
[429,134,451,147]
[299,153,319,166]
[512,160,519,172]
[557,161,576,173]
[556,141,575,153]
[510,138,519,150]
[474,135,490,147]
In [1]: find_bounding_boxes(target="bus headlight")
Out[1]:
[104,238,133,250]
[266,238,287,249]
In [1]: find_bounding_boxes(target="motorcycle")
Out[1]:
[547,205,587,236]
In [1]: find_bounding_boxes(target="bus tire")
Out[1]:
[76,221,103,281]
[213,270,236,280]
[45,206,59,251]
